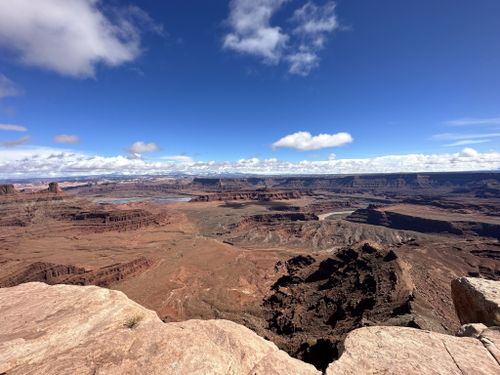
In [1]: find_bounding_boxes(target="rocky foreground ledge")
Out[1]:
[1,280,500,375]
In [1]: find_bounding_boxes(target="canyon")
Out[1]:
[0,172,500,372]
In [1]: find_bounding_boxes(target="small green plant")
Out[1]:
[124,313,143,329]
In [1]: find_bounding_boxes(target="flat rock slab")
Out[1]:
[326,326,500,375]
[0,282,319,375]
[451,277,500,326]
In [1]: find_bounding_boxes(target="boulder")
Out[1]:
[326,326,500,374]
[480,327,500,365]
[457,323,488,338]
[451,277,500,326]
[0,282,319,375]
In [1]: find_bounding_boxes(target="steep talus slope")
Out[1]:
[260,243,425,370]
[227,214,419,250]
[347,205,500,240]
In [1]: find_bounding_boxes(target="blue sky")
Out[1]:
[0,0,499,178]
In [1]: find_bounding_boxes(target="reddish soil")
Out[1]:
[2,173,500,370]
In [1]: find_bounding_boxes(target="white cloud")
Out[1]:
[432,132,500,141]
[223,1,339,75]
[293,2,338,34]
[446,117,500,126]
[127,141,160,154]
[0,135,31,148]
[459,147,479,158]
[0,75,22,99]
[288,1,338,75]
[0,0,162,77]
[287,51,319,76]
[223,0,289,63]
[160,155,194,164]
[444,139,491,147]
[0,124,27,132]
[1,147,499,178]
[54,134,81,144]
[432,132,500,148]
[272,131,353,151]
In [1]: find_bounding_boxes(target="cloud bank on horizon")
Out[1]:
[0,1,498,179]
[0,146,498,179]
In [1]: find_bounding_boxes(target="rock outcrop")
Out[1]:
[326,326,500,374]
[0,189,169,232]
[48,182,63,193]
[0,282,319,375]
[1,280,500,374]
[0,184,16,195]
[262,243,421,370]
[347,205,500,240]
[192,190,305,202]
[66,209,170,232]
[451,277,500,326]
[0,257,156,288]
[190,173,500,194]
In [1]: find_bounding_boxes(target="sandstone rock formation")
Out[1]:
[189,173,500,195]
[451,277,500,326]
[48,182,63,193]
[0,282,319,375]
[0,257,155,288]
[0,189,169,233]
[192,190,304,202]
[1,280,500,374]
[66,209,170,232]
[326,326,500,374]
[261,243,421,370]
[0,184,16,195]
[457,323,489,338]
[347,205,500,240]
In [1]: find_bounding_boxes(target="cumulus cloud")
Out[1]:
[1,147,499,178]
[446,117,500,126]
[0,75,22,99]
[459,147,479,158]
[223,0,339,75]
[272,131,353,151]
[0,135,31,148]
[0,0,162,77]
[127,141,160,154]
[223,0,289,63]
[54,134,81,144]
[0,124,27,132]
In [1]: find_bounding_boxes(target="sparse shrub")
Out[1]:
[124,313,144,329]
